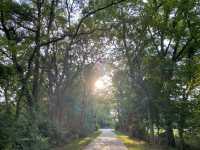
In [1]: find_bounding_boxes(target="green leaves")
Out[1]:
[0,0,200,149]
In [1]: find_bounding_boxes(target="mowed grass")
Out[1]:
[57,131,100,150]
[115,131,175,150]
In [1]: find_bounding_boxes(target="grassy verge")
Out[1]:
[57,131,100,150]
[184,135,200,150]
[115,131,176,150]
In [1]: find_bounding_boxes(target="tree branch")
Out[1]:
[40,0,126,47]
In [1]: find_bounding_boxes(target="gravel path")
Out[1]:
[84,129,128,150]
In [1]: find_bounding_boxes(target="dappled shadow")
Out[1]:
[84,129,127,150]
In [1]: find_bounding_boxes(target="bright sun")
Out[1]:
[94,75,112,90]
[95,79,104,89]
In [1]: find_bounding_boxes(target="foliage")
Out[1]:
[0,0,199,149]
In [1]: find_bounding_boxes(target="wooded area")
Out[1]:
[0,0,200,150]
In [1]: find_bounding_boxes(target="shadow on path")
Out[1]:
[84,129,128,150]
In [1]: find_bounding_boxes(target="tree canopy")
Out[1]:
[0,0,200,150]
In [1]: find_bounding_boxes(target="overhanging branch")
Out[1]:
[40,0,126,47]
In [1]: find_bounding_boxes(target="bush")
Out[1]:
[0,110,54,150]
[0,111,14,149]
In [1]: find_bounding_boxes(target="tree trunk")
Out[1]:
[32,0,42,106]
[4,85,9,113]
[166,122,176,147]
[179,128,185,150]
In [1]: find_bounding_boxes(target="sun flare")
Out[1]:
[94,75,112,90]
[95,79,104,89]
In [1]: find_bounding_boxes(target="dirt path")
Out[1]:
[84,129,128,150]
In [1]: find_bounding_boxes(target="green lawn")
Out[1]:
[115,131,175,150]
[56,131,100,150]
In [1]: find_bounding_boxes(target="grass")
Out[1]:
[184,135,200,150]
[115,131,176,150]
[56,131,100,150]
